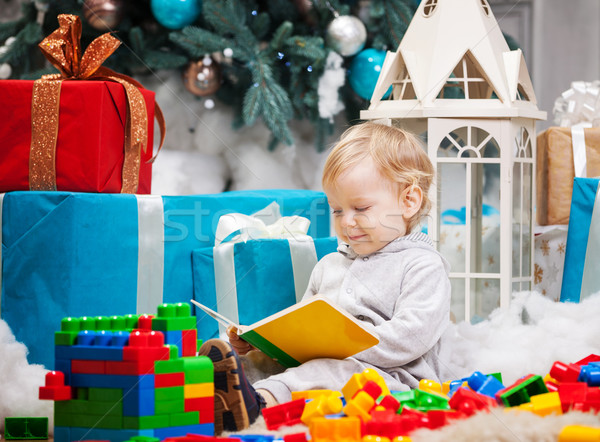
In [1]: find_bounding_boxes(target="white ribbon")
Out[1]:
[136,195,165,315]
[0,193,4,315]
[580,186,600,301]
[572,125,590,178]
[212,202,318,334]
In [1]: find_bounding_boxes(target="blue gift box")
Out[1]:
[192,236,339,340]
[561,177,600,302]
[0,190,330,367]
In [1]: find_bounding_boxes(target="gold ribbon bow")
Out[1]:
[30,14,165,193]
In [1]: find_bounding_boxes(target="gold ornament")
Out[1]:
[183,56,222,97]
[83,0,125,31]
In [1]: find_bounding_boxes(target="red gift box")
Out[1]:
[0,79,155,193]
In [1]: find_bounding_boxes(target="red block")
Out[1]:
[71,359,106,374]
[105,359,156,375]
[261,399,306,430]
[550,361,581,383]
[185,397,213,412]
[448,388,496,416]
[39,385,72,401]
[0,80,155,193]
[182,329,198,357]
[576,354,600,366]
[283,433,308,442]
[378,395,401,413]
[156,372,185,388]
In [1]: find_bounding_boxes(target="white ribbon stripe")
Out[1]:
[571,126,589,178]
[136,195,165,315]
[0,193,4,315]
[580,186,600,301]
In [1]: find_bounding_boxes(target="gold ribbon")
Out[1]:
[30,14,165,193]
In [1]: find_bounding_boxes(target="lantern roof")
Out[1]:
[361,0,546,120]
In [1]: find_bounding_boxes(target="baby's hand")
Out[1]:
[226,325,255,355]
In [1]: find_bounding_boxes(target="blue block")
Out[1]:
[152,423,214,439]
[122,388,155,416]
[71,373,154,389]
[467,371,504,398]
[53,426,70,442]
[56,345,124,361]
[55,359,71,382]
[238,436,276,442]
[69,426,155,442]
[163,330,183,357]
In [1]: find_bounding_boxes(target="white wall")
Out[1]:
[532,0,600,130]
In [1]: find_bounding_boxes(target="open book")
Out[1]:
[191,295,379,368]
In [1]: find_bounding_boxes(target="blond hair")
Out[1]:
[322,122,434,233]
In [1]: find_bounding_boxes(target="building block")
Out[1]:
[183,356,214,384]
[418,379,442,395]
[155,398,185,414]
[518,392,562,416]
[54,412,123,429]
[70,373,155,389]
[105,359,158,376]
[72,359,107,374]
[86,386,123,402]
[152,423,214,439]
[56,345,124,362]
[282,433,308,442]
[261,399,306,430]
[391,390,417,410]
[181,329,198,357]
[579,364,600,387]
[575,355,600,366]
[122,387,155,416]
[53,426,70,442]
[156,386,185,402]
[342,369,391,401]
[55,399,123,416]
[155,359,185,374]
[301,393,343,425]
[169,412,201,427]
[291,390,340,401]
[559,425,600,442]
[343,390,375,421]
[138,315,155,331]
[184,383,214,399]
[495,375,548,407]
[550,361,582,383]
[558,383,589,413]
[39,371,72,401]
[448,388,496,416]
[377,395,401,413]
[413,389,450,411]
[69,426,155,442]
[123,415,171,430]
[309,416,361,442]
[156,372,185,388]
[4,417,48,440]
[466,371,505,398]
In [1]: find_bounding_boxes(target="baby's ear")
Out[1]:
[401,185,423,219]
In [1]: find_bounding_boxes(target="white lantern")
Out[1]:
[361,0,546,322]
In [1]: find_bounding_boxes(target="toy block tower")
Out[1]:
[40,302,214,442]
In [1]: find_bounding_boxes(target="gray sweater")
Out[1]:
[253,231,451,402]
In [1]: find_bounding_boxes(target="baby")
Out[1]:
[199,122,451,434]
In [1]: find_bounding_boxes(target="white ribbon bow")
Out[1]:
[215,201,312,246]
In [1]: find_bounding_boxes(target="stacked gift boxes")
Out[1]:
[40,302,214,442]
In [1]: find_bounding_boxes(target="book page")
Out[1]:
[190,299,244,332]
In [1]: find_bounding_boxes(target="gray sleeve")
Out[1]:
[300,257,324,301]
[355,253,451,368]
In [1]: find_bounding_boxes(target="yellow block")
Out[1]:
[419,379,442,395]
[184,382,214,398]
[530,392,562,417]
[559,425,600,442]
[292,389,340,401]
[301,393,343,425]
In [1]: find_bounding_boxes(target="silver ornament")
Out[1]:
[0,63,12,79]
[325,15,367,57]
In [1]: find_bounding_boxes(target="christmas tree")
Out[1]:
[0,0,419,151]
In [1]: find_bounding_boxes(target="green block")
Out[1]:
[182,356,213,383]
[155,399,184,414]
[88,387,123,402]
[54,413,122,429]
[151,316,196,332]
[169,412,199,427]
[4,417,48,440]
[154,359,185,374]
[124,437,160,442]
[55,330,79,346]
[155,386,184,402]
[415,390,450,411]
[60,317,81,332]
[55,399,123,416]
[197,339,203,353]
[110,315,127,330]
[123,415,170,430]
[392,390,417,406]
[498,375,548,407]
[79,316,98,331]
[124,314,140,329]
[75,387,89,400]
[488,372,503,384]
[95,316,111,330]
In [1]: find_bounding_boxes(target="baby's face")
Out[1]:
[325,158,409,255]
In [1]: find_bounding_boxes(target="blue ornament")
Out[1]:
[348,48,391,100]
[151,0,202,30]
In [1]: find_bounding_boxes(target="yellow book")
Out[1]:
[190,296,379,368]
